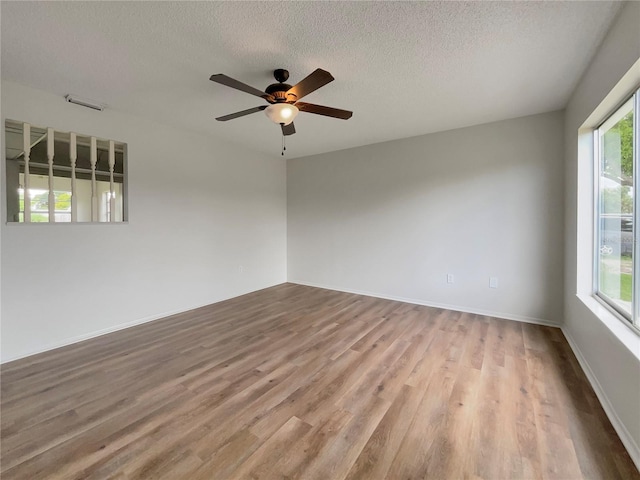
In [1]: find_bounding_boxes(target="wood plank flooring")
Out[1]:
[1,283,638,479]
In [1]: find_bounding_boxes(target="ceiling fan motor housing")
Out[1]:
[265,83,294,102]
[265,69,297,102]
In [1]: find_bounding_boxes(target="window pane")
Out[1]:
[597,99,634,319]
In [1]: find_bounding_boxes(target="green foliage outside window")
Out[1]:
[603,111,633,181]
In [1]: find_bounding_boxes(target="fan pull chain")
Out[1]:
[281,132,287,156]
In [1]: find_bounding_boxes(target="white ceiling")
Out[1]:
[1,1,622,159]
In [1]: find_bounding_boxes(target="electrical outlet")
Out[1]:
[447,274,454,284]
[489,276,498,288]
[239,265,244,274]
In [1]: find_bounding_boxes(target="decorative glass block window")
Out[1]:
[5,120,127,223]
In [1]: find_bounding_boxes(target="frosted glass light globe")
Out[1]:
[265,103,299,125]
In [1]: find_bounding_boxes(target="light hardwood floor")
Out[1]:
[1,283,638,479]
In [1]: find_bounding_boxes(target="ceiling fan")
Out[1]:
[209,68,353,137]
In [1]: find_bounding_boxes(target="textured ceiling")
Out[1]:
[1,1,622,158]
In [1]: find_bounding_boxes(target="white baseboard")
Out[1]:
[562,327,640,472]
[1,283,285,364]
[288,280,559,328]
[2,311,186,364]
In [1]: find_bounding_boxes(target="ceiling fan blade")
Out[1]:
[210,74,274,102]
[286,69,334,101]
[216,105,267,121]
[281,122,296,136]
[295,102,353,120]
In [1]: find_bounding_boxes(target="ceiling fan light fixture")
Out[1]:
[264,103,299,126]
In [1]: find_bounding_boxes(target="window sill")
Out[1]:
[577,294,640,360]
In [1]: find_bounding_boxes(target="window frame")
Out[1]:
[18,187,73,223]
[593,88,640,334]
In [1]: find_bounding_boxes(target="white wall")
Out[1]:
[564,1,640,467]
[288,111,564,324]
[1,81,287,362]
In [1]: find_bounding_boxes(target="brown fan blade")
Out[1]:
[295,102,353,120]
[286,69,334,101]
[281,122,296,136]
[210,74,274,102]
[216,105,267,121]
